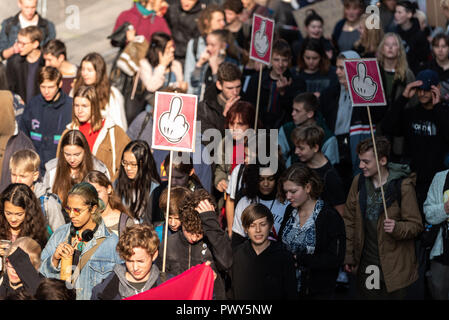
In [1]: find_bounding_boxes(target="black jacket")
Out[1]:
[278,204,346,297]
[230,240,298,300]
[197,84,226,137]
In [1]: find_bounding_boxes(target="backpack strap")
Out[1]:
[70,238,106,286]
[137,112,151,139]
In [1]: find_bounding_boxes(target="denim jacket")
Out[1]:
[39,221,122,300]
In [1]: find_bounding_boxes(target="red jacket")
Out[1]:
[113,5,171,43]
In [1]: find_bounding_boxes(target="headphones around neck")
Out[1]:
[69,223,99,243]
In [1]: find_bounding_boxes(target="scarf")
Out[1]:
[136,2,156,17]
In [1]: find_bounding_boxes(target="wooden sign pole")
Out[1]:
[254,63,263,131]
[161,150,174,275]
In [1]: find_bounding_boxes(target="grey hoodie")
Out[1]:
[114,263,161,298]
[33,180,66,233]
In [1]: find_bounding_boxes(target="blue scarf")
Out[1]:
[135,2,156,17]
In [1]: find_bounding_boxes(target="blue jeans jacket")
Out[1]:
[39,221,122,300]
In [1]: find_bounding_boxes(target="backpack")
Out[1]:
[39,193,66,236]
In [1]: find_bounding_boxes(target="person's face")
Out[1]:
[209,11,226,32]
[65,194,94,229]
[122,151,138,180]
[40,79,60,102]
[303,49,321,72]
[168,214,181,232]
[394,5,411,26]
[241,0,254,9]
[224,9,238,25]
[17,34,37,56]
[165,40,175,55]
[344,4,362,22]
[89,182,111,209]
[229,114,250,141]
[19,0,37,21]
[4,201,26,231]
[294,141,318,163]
[306,20,323,39]
[206,34,224,56]
[43,53,64,69]
[10,166,38,187]
[6,258,21,284]
[271,53,289,76]
[81,61,97,86]
[182,227,204,244]
[336,58,347,87]
[358,149,385,178]
[180,0,197,11]
[433,39,449,62]
[125,247,157,282]
[245,216,271,246]
[291,102,313,125]
[382,36,399,59]
[63,145,85,169]
[283,180,311,208]
[217,79,241,100]
[171,167,190,187]
[417,88,433,105]
[259,174,276,196]
[74,96,92,124]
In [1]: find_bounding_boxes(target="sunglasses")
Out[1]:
[64,206,90,216]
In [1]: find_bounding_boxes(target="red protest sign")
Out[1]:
[344,58,386,106]
[249,14,275,65]
[151,92,197,152]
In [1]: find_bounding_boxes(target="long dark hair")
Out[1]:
[297,37,330,74]
[147,32,172,68]
[53,130,95,207]
[0,184,48,249]
[115,140,161,219]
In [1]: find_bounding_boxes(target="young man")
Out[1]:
[9,149,66,234]
[6,26,45,104]
[20,66,73,175]
[343,136,423,299]
[0,0,56,61]
[91,224,164,300]
[230,203,297,300]
[42,39,78,95]
[279,92,339,167]
[292,124,345,215]
[198,61,242,137]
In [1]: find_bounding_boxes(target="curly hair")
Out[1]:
[180,206,203,235]
[277,163,323,203]
[179,189,217,216]
[159,186,193,218]
[0,184,48,249]
[117,224,160,260]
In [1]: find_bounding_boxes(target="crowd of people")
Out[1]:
[0,0,449,301]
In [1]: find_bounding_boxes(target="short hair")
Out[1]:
[18,26,43,45]
[10,149,40,173]
[277,163,323,202]
[43,39,67,59]
[293,92,319,113]
[7,237,41,270]
[241,203,274,230]
[217,61,242,83]
[117,224,160,260]
[432,33,449,48]
[396,0,417,14]
[291,124,325,149]
[225,101,256,129]
[180,206,203,234]
[38,66,62,85]
[356,136,391,161]
[272,39,292,59]
[159,186,193,217]
[34,278,76,300]
[223,0,243,13]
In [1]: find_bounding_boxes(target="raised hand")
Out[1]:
[351,62,377,100]
[402,80,423,99]
[159,96,189,143]
[254,20,269,57]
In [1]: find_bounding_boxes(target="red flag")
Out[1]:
[124,263,214,300]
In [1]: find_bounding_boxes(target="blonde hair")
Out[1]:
[10,149,40,173]
[376,32,409,82]
[354,13,384,55]
[7,236,42,270]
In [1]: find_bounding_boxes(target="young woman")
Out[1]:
[73,52,127,130]
[427,33,449,102]
[332,0,364,53]
[353,13,384,58]
[294,38,339,98]
[43,129,110,207]
[278,164,346,299]
[0,184,48,251]
[63,85,130,180]
[83,170,135,237]
[300,9,334,61]
[115,140,161,225]
[39,182,121,300]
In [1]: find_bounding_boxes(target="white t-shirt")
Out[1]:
[232,196,289,237]
[19,14,38,28]
[226,164,244,199]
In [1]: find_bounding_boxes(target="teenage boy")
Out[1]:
[343,136,423,299]
[20,66,72,176]
[279,92,339,167]
[91,224,165,300]
[6,26,45,104]
[0,0,56,61]
[230,203,297,300]
[292,124,345,215]
[9,149,66,234]
[42,39,78,95]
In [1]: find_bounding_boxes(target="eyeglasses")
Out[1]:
[121,160,138,168]
[64,206,90,216]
